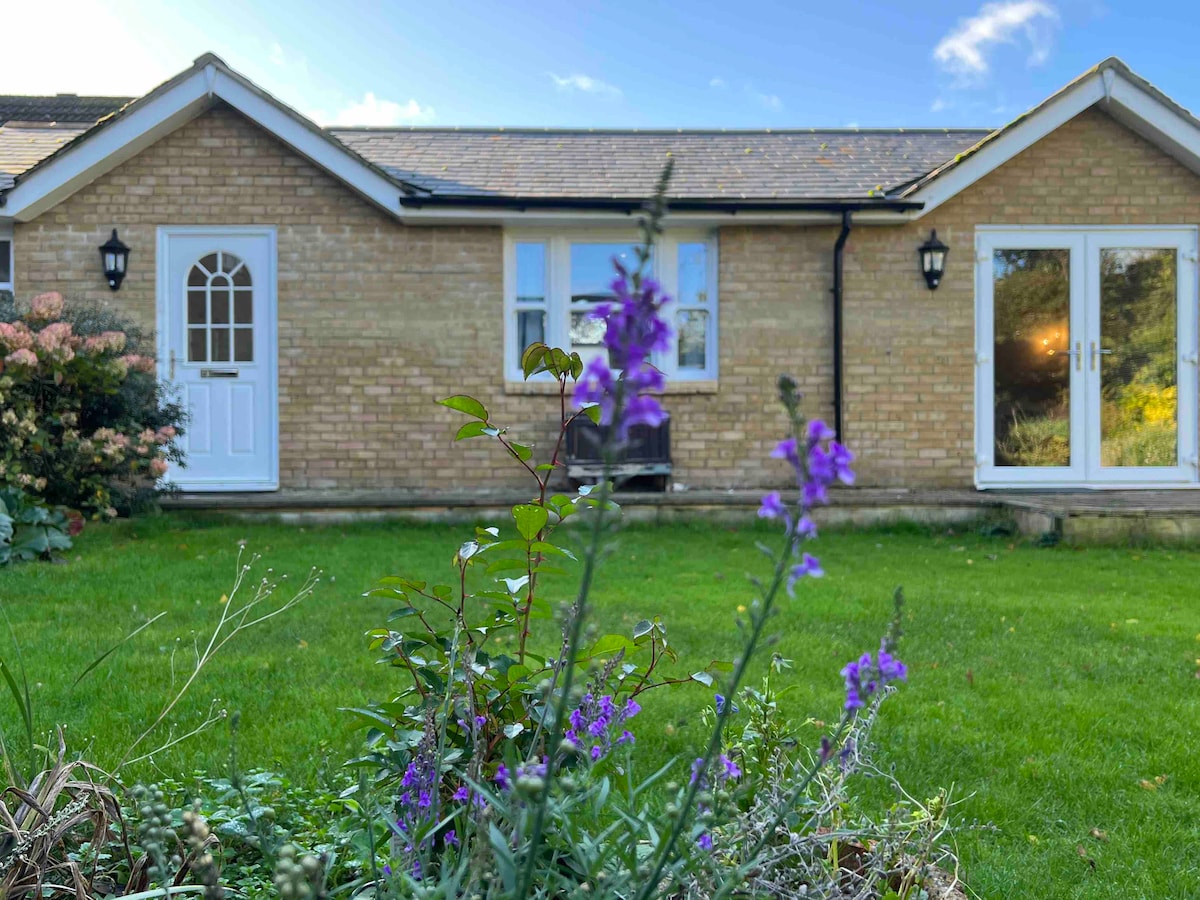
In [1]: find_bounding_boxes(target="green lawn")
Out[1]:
[3,513,1199,898]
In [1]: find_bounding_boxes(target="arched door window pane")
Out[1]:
[186,251,254,363]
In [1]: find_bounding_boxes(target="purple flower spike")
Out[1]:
[697,832,714,851]
[829,441,856,485]
[452,784,470,803]
[840,645,907,712]
[758,491,786,520]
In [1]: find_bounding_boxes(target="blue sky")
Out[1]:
[6,1,1198,129]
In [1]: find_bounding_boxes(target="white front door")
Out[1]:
[158,228,278,491]
[977,227,1199,488]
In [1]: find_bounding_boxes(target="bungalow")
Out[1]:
[2,54,1199,497]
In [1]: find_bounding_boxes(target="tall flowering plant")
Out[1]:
[0,292,185,527]
[343,166,931,900]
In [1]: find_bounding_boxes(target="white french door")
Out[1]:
[976,227,1199,488]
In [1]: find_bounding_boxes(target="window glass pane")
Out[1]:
[570,243,642,304]
[211,329,231,362]
[517,309,545,353]
[234,292,253,324]
[570,310,607,360]
[210,285,230,324]
[1099,247,1177,467]
[234,328,254,362]
[197,253,218,276]
[188,328,207,363]
[516,243,546,303]
[187,290,207,325]
[678,242,708,305]
[0,240,11,284]
[677,309,708,369]
[992,249,1071,467]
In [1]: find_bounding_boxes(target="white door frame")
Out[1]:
[976,225,1200,489]
[156,225,280,491]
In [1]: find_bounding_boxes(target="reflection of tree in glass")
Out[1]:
[992,249,1071,466]
[1100,248,1177,466]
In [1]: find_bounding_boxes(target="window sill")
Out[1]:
[504,379,719,396]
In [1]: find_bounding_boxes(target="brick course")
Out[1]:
[12,103,1200,493]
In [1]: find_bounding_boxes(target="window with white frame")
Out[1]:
[505,231,718,382]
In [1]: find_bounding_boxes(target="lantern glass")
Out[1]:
[917,230,949,290]
[98,229,131,291]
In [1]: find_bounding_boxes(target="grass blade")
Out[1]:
[72,611,167,688]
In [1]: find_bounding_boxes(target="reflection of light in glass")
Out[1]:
[1033,325,1066,356]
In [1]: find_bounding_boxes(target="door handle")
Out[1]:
[1068,341,1082,371]
[170,350,176,381]
[1090,342,1113,370]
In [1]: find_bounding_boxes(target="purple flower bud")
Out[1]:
[452,784,470,803]
[758,491,786,519]
[444,829,458,848]
[719,753,741,780]
[786,553,824,595]
[807,419,835,444]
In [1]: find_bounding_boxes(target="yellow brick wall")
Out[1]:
[13,103,1200,493]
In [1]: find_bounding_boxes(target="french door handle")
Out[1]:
[170,350,176,381]
[1090,342,1113,370]
[1070,341,1082,371]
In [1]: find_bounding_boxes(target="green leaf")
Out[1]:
[530,541,576,560]
[690,671,715,687]
[455,421,490,440]
[580,403,602,425]
[506,442,533,462]
[633,619,654,639]
[534,463,557,472]
[522,342,549,379]
[512,504,548,541]
[439,395,489,421]
[486,558,530,575]
[589,634,635,658]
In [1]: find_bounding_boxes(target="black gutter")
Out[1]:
[399,194,923,213]
[832,210,853,441]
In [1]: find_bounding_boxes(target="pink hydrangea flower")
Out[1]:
[29,292,65,322]
[83,331,128,354]
[3,348,38,369]
[121,354,156,374]
[150,458,169,477]
[155,425,177,443]
[0,322,35,351]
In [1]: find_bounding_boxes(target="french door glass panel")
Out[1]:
[978,229,1198,486]
[992,248,1074,468]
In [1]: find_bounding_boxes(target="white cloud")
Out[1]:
[750,90,783,111]
[930,97,948,112]
[709,77,727,89]
[933,1,1059,81]
[317,93,435,126]
[548,73,623,97]
[268,42,287,67]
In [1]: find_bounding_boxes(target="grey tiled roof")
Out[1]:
[0,94,130,125]
[332,128,991,200]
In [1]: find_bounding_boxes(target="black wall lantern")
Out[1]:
[99,229,130,291]
[918,229,948,290]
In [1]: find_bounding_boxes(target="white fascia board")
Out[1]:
[906,72,1107,218]
[210,70,402,217]
[395,207,916,227]
[1106,73,1200,174]
[4,73,212,222]
[3,64,405,223]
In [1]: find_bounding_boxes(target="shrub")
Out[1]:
[0,291,185,520]
[0,486,82,564]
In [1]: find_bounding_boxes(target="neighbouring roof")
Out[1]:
[0,124,94,176]
[331,128,991,201]
[0,94,130,126]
